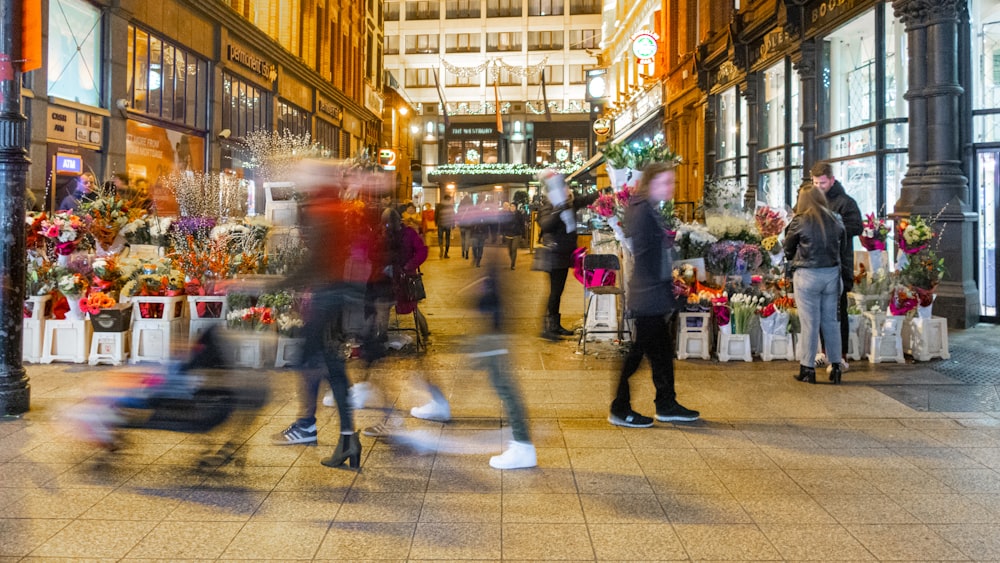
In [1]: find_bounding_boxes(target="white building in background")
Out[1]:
[382,0,603,196]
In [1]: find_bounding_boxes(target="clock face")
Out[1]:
[587,75,606,99]
[556,148,569,162]
[632,33,658,60]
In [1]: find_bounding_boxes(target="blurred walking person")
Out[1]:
[435,194,455,258]
[609,161,700,427]
[271,162,382,471]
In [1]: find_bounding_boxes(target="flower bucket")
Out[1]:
[64,294,84,321]
[916,295,934,319]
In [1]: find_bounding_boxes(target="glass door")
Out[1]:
[978,150,999,320]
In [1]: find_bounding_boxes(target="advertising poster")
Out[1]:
[126,119,205,216]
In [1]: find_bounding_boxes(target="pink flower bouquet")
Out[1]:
[39,211,87,255]
[860,213,889,251]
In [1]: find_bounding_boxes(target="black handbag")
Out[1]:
[402,272,426,301]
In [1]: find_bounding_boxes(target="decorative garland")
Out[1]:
[441,57,548,81]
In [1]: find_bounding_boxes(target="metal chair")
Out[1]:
[579,253,626,354]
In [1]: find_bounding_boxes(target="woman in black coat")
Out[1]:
[534,182,598,340]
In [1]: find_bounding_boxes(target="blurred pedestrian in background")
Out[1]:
[501,201,525,270]
[436,194,455,258]
[533,172,598,340]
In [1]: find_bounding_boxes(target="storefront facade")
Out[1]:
[23,0,381,214]
[695,0,980,327]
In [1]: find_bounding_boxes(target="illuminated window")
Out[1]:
[48,0,102,106]
[127,25,208,130]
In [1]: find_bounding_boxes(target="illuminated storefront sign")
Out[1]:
[631,31,660,65]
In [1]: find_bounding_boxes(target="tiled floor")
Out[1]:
[3,247,1000,561]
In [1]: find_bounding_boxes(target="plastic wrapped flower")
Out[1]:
[860,213,890,251]
[589,192,617,218]
[754,205,787,239]
[897,215,934,254]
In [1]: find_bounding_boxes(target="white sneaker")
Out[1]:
[349,382,373,410]
[322,391,335,407]
[410,399,451,422]
[815,353,828,367]
[489,440,537,469]
[826,359,849,374]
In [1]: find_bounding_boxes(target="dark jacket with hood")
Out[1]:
[623,195,676,316]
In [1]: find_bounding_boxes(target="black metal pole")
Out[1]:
[0,0,32,416]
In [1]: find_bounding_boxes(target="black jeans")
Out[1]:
[545,267,570,317]
[438,227,452,256]
[612,314,677,414]
[296,283,363,433]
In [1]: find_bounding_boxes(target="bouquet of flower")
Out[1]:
[703,177,744,212]
[897,214,934,254]
[757,293,791,336]
[25,257,56,296]
[80,292,116,316]
[589,192,616,218]
[257,290,296,315]
[728,292,762,334]
[82,191,142,247]
[168,233,232,286]
[226,306,274,331]
[675,222,718,260]
[39,211,87,255]
[860,213,890,251]
[276,312,304,337]
[888,284,918,316]
[25,211,48,251]
[754,205,787,239]
[712,294,730,328]
[57,272,89,297]
[121,215,172,246]
[706,240,763,276]
[899,248,945,292]
[89,257,124,295]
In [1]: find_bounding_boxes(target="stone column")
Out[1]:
[794,39,818,183]
[741,78,759,208]
[0,0,31,415]
[892,0,979,327]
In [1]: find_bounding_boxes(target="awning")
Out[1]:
[565,151,605,184]
[608,106,665,146]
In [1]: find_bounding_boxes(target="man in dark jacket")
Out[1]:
[810,161,862,368]
[609,161,699,428]
[534,175,598,340]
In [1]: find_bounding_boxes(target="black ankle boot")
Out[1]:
[321,433,361,469]
[553,314,574,336]
[829,363,842,385]
[541,316,561,341]
[794,365,816,384]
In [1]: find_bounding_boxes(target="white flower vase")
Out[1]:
[64,294,84,321]
[869,249,885,274]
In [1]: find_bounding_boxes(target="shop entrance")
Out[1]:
[977,150,999,320]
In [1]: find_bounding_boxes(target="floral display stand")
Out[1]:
[89,331,130,366]
[864,311,905,364]
[847,314,864,361]
[187,296,228,344]
[228,330,277,369]
[130,296,185,364]
[275,336,305,368]
[761,333,795,361]
[717,330,752,362]
[40,319,91,364]
[264,182,299,227]
[908,316,950,362]
[22,295,52,363]
[677,312,712,360]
